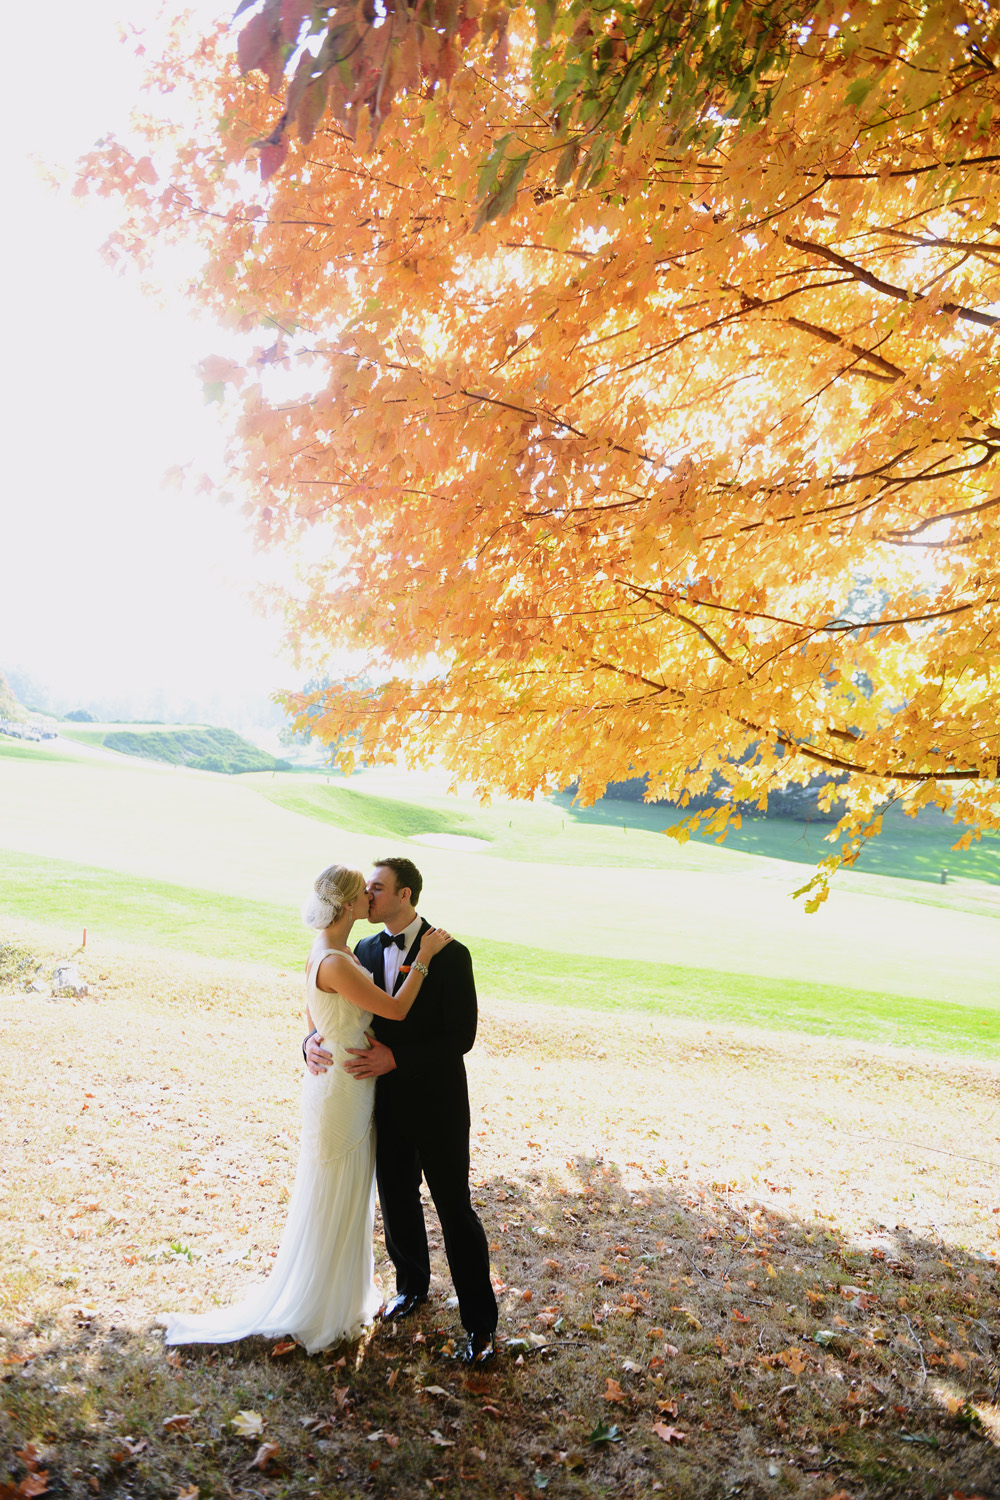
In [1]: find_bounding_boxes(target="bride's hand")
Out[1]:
[418,927,453,962]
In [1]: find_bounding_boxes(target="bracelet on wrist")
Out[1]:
[412,959,430,978]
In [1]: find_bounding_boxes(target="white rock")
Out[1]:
[52,962,88,998]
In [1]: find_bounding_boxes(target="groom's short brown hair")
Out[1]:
[373,856,423,906]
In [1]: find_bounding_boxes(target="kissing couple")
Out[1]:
[160,857,498,1365]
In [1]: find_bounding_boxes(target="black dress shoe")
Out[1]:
[380,1292,428,1321]
[464,1331,496,1365]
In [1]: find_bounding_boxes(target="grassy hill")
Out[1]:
[1,740,998,1058]
[259,781,488,841]
[61,723,286,775]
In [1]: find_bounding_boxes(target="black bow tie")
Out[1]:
[379,931,406,949]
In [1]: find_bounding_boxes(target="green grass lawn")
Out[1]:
[3,746,999,1017]
[258,781,490,842]
[0,849,302,967]
[0,738,83,766]
[556,794,1000,885]
[4,846,998,1059]
[255,770,1000,887]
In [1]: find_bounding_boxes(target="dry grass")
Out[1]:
[1,915,999,1500]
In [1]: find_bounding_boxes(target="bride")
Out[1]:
[159,863,452,1353]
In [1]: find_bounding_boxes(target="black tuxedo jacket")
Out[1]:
[354,920,477,1129]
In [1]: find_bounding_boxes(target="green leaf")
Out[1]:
[477,132,513,201]
[900,1431,939,1448]
[845,76,876,109]
[587,1420,622,1444]
[531,0,555,46]
[555,139,580,189]
[475,151,531,229]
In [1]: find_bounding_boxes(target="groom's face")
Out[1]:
[366,866,409,927]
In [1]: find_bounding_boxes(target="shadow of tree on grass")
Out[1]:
[3,1162,998,1499]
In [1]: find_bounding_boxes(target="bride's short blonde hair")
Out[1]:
[302,864,366,930]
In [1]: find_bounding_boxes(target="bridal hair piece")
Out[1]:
[302,864,366,929]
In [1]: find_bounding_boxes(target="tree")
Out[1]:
[80,0,1000,903]
[0,672,25,725]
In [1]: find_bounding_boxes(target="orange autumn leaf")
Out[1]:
[603,1378,627,1404]
[651,1422,687,1444]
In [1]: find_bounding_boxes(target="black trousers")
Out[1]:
[375,1103,497,1335]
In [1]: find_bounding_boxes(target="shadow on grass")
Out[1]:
[3,1165,999,1500]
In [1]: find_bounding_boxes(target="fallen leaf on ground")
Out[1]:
[2,1477,50,1500]
[603,1378,626,1404]
[161,1414,193,1433]
[421,1385,450,1396]
[651,1423,687,1444]
[429,1430,455,1447]
[230,1410,264,1439]
[250,1442,281,1471]
[271,1340,297,1357]
[622,1359,643,1374]
[176,1486,198,1500]
[557,1449,587,1469]
[587,1420,621,1445]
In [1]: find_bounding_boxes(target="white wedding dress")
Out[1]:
[159,954,380,1353]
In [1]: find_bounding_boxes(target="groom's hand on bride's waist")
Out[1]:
[343,1039,397,1079]
[305,1033,334,1075]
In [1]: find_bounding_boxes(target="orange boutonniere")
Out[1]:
[399,965,411,974]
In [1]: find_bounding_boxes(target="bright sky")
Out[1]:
[4,1,299,726]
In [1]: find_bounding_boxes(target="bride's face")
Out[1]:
[348,889,369,922]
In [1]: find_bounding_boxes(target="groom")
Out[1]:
[305,856,497,1364]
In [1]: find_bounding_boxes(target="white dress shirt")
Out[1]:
[382,913,424,994]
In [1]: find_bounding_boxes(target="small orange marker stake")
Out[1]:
[82,928,87,948]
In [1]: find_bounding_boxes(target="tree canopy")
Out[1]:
[80,0,1000,901]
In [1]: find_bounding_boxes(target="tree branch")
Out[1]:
[784,235,1000,326]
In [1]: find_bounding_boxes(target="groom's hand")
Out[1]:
[305,1033,334,1075]
[343,1039,396,1079]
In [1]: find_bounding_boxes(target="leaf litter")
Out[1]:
[1,929,999,1497]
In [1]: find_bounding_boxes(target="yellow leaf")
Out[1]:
[230,1410,264,1439]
